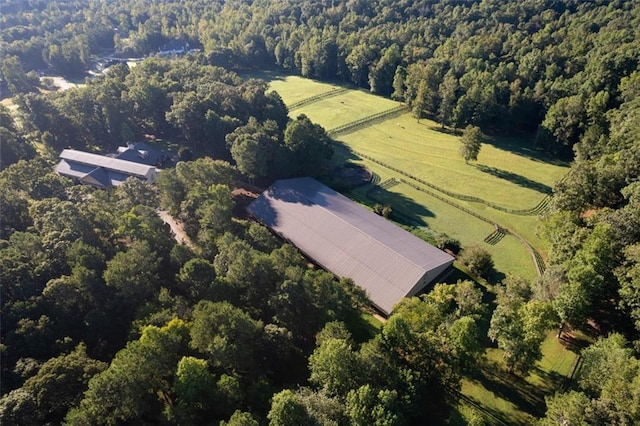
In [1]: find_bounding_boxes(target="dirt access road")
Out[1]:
[158,210,195,250]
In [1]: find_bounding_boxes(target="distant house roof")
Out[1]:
[56,149,157,188]
[115,142,165,166]
[248,177,455,315]
[158,40,190,55]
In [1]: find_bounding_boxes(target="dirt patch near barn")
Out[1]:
[232,187,260,219]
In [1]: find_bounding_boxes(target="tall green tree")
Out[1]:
[66,319,190,425]
[488,276,556,375]
[459,125,484,163]
[283,114,333,177]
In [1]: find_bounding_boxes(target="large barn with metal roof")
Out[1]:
[55,146,159,188]
[248,177,455,316]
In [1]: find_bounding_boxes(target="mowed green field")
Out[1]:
[341,113,565,210]
[346,161,538,280]
[289,90,400,130]
[262,72,346,105]
[460,331,579,425]
[265,75,569,278]
[262,74,577,424]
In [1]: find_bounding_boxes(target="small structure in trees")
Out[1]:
[56,149,158,188]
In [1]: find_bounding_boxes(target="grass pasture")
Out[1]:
[339,113,566,214]
[264,75,569,274]
[288,90,401,130]
[257,72,347,106]
[460,331,580,425]
[261,73,576,422]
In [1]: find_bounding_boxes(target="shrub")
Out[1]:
[436,234,461,254]
[373,204,392,218]
[458,245,494,278]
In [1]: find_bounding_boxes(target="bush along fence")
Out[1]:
[288,87,349,111]
[342,144,546,276]
[327,105,409,137]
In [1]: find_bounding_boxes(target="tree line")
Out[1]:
[2,0,640,156]
[2,0,640,423]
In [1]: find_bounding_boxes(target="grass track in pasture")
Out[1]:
[349,175,538,281]
[338,113,567,210]
[263,73,571,275]
[292,90,401,129]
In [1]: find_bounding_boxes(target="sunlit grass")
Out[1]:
[259,72,576,424]
[261,72,347,106]
[260,73,569,277]
[290,90,400,128]
[460,331,580,425]
[339,113,568,209]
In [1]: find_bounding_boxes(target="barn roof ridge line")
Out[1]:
[279,177,433,275]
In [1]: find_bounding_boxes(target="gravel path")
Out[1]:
[158,210,196,249]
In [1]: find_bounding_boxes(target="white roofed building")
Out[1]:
[248,177,455,316]
[55,149,158,188]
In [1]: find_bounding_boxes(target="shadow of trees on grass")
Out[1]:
[329,141,435,227]
[468,359,549,422]
[476,164,552,195]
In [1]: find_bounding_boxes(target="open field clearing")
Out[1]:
[338,113,567,211]
[258,72,347,106]
[347,166,538,281]
[289,90,401,127]
[266,75,570,277]
[460,331,580,425]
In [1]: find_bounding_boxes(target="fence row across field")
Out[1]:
[327,105,409,137]
[288,87,349,111]
[345,145,546,276]
[349,148,550,216]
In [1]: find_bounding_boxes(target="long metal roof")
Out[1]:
[248,177,454,315]
[59,149,155,177]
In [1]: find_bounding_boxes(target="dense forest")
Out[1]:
[1,0,640,424]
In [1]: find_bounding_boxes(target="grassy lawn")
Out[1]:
[459,331,580,425]
[259,73,577,422]
[289,90,401,128]
[339,113,567,211]
[345,159,538,280]
[264,75,568,264]
[254,72,348,106]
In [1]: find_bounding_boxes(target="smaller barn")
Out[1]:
[248,177,455,316]
[56,149,158,188]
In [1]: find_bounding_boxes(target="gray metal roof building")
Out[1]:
[56,149,158,188]
[248,177,454,315]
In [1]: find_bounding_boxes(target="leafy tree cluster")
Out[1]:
[269,281,488,425]
[488,276,556,376]
[9,57,333,182]
[534,70,640,418]
[540,334,640,425]
[0,105,35,171]
[0,154,373,425]
[11,59,290,161]
[539,71,640,343]
[3,1,640,154]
